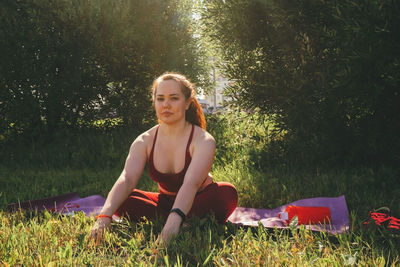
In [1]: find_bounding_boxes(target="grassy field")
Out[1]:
[1,113,399,266]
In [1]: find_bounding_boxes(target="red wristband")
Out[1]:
[96,214,112,220]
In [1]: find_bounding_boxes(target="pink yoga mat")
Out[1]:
[7,193,349,234]
[228,195,349,234]
[7,192,105,216]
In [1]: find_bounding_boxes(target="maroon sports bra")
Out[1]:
[148,124,195,193]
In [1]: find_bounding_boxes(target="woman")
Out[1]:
[89,72,238,244]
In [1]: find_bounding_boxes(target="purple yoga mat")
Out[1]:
[7,192,106,216]
[227,195,349,234]
[7,193,349,234]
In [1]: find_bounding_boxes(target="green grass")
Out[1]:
[0,209,398,266]
[1,112,399,265]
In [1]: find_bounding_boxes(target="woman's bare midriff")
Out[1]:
[158,174,214,196]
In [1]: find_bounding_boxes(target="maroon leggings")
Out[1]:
[115,182,238,223]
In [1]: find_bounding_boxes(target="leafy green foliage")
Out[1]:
[0,0,110,134]
[207,109,274,167]
[200,0,400,166]
[0,0,210,138]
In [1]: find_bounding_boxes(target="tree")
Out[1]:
[95,0,211,126]
[0,0,210,137]
[0,0,109,135]
[200,0,400,165]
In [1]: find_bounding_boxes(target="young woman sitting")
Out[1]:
[89,72,238,244]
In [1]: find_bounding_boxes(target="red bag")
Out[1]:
[278,205,331,225]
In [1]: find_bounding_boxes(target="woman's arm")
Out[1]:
[159,130,216,243]
[89,133,148,242]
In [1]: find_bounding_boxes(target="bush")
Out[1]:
[201,0,400,167]
[0,0,210,137]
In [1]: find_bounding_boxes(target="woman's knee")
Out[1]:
[214,182,238,223]
[217,182,238,205]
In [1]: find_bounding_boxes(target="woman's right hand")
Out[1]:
[88,217,112,244]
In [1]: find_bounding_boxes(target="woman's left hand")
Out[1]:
[157,212,182,245]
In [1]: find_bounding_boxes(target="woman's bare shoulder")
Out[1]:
[130,125,158,149]
[193,125,215,146]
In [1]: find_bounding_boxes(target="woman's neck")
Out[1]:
[159,120,190,137]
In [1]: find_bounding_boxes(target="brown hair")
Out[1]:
[151,72,206,130]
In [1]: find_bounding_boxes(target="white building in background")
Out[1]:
[197,66,231,114]
[205,74,230,109]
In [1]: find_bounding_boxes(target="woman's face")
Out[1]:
[154,79,191,125]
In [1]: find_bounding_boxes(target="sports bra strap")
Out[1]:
[150,126,159,156]
[185,124,195,152]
